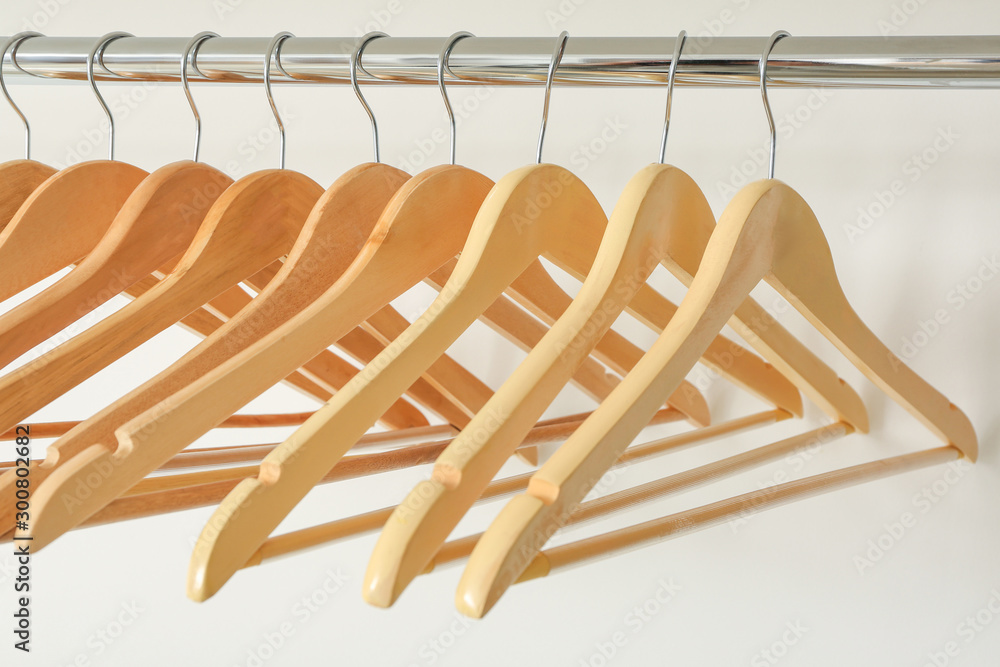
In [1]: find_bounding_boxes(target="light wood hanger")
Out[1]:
[126,267,427,418]
[0,33,432,535]
[232,409,782,572]
[453,35,977,618]
[0,33,234,374]
[0,34,361,435]
[75,409,682,528]
[174,31,833,601]
[23,162,495,551]
[0,160,54,233]
[0,33,58,231]
[497,446,959,593]
[0,33,464,536]
[15,33,712,558]
[360,31,865,608]
[411,411,811,577]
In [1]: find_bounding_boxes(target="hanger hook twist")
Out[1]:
[264,32,294,170]
[88,32,132,161]
[760,30,789,179]
[352,32,388,163]
[438,31,473,166]
[536,31,569,165]
[658,30,687,164]
[181,32,218,163]
[1,32,42,160]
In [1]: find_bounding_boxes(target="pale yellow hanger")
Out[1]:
[454,33,977,617]
[457,180,974,616]
[68,408,678,529]
[180,32,809,603]
[233,409,779,572]
[361,31,868,608]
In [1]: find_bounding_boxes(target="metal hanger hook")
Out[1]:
[760,30,789,179]
[181,31,218,162]
[536,30,569,165]
[658,30,687,164]
[264,32,293,170]
[88,31,133,161]
[438,31,473,166]
[351,32,388,163]
[1,32,42,160]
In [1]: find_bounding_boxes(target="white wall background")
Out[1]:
[1,0,999,665]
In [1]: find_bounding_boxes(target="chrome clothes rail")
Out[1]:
[2,35,1000,88]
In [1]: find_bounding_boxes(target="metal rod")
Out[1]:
[3,36,1000,88]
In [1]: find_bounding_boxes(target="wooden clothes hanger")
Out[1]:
[0,33,341,409]
[0,33,433,534]
[0,33,152,306]
[0,35,400,469]
[359,30,870,608]
[63,409,683,529]
[0,32,473,535]
[180,32,822,603]
[14,31,666,548]
[0,33,56,231]
[232,410,782,575]
[454,32,977,617]
[0,32,334,430]
[0,32,238,376]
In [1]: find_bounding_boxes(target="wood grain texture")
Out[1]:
[22,165,492,553]
[0,160,147,304]
[0,169,320,434]
[0,160,229,373]
[363,164,726,608]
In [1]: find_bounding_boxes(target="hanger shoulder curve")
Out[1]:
[0,160,147,304]
[362,162,721,606]
[456,178,976,617]
[22,165,493,552]
[0,159,57,232]
[182,162,634,600]
[0,168,323,437]
[0,160,232,374]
